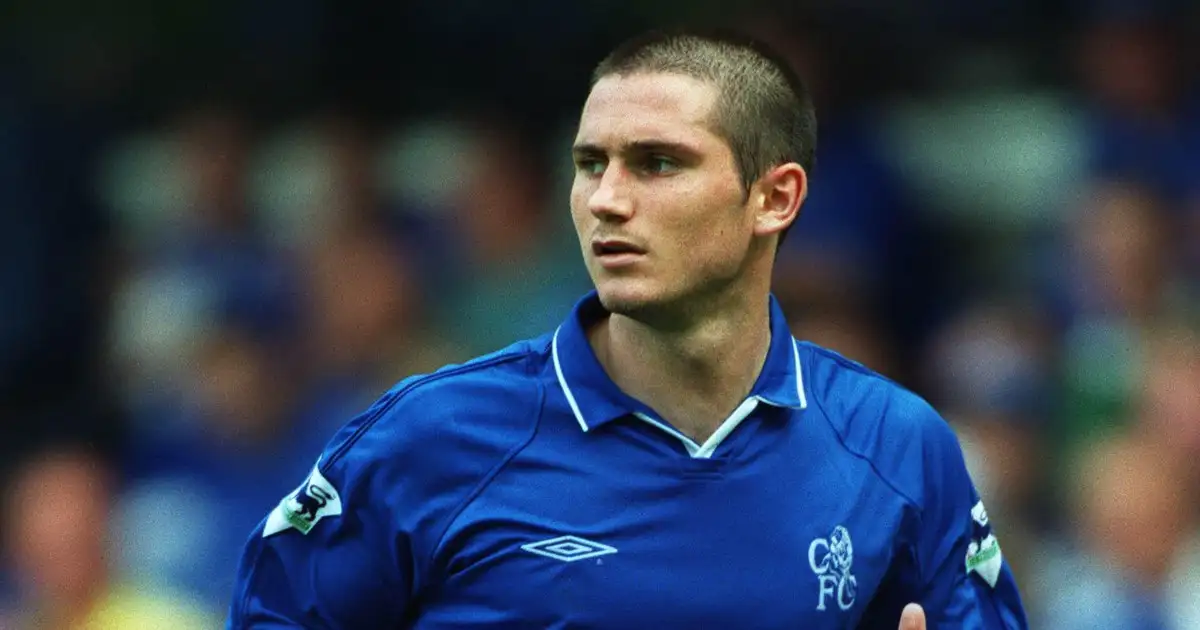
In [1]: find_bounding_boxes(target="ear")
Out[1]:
[750,162,807,239]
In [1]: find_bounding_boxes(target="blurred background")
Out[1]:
[1,0,1199,627]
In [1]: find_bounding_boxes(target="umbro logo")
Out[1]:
[521,535,617,562]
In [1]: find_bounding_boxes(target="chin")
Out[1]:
[594,279,654,313]
[593,278,676,321]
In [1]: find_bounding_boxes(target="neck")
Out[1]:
[590,290,773,443]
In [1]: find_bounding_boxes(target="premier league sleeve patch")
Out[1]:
[964,499,1003,588]
[263,461,343,537]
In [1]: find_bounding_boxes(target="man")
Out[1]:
[228,29,1028,629]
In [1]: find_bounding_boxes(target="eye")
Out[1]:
[641,155,679,175]
[574,156,606,177]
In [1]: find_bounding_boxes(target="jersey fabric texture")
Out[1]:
[228,291,1028,629]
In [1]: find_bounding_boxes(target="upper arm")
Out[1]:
[227,398,415,629]
[914,413,1029,630]
[225,359,542,629]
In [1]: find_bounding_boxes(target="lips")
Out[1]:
[592,239,646,256]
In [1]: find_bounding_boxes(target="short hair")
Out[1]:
[592,28,817,246]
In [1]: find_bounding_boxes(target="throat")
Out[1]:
[590,311,771,443]
[657,396,760,447]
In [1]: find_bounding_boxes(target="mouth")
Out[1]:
[591,239,646,269]
[592,240,646,257]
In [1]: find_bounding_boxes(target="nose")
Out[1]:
[587,164,633,222]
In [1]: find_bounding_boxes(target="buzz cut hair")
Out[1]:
[591,28,817,243]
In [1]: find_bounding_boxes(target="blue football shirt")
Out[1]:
[228,292,1028,629]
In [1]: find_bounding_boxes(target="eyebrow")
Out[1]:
[572,140,702,159]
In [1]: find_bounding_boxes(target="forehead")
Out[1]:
[576,73,722,147]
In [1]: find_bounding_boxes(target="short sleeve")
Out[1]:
[914,413,1029,629]
[226,398,413,629]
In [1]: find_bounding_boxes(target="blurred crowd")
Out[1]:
[2,1,1200,628]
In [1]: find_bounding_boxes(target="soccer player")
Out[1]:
[228,29,1028,629]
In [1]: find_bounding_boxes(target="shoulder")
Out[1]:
[799,341,964,505]
[799,341,950,443]
[316,334,553,486]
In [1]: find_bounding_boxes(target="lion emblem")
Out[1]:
[287,483,335,522]
[827,525,854,576]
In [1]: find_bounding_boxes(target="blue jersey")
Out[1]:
[228,292,1028,629]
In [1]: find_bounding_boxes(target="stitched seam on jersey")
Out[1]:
[807,343,915,400]
[804,356,921,513]
[234,533,269,624]
[426,380,546,572]
[234,547,254,622]
[805,343,933,584]
[321,351,533,471]
[813,397,921,511]
[813,390,930,586]
[802,343,923,509]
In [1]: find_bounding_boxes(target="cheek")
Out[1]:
[670,188,746,253]
[569,183,593,227]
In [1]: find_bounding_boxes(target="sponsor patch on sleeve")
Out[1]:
[964,499,1003,588]
[263,461,343,537]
